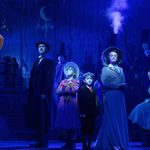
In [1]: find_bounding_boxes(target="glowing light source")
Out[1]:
[106,0,128,34]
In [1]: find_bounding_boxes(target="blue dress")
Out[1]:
[95,65,129,150]
[129,98,150,130]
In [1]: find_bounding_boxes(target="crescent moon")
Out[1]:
[40,6,51,21]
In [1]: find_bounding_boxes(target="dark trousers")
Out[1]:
[34,99,50,147]
[80,116,96,135]
[35,129,49,147]
[80,116,96,149]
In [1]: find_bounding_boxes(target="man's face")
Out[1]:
[83,75,93,86]
[38,44,47,55]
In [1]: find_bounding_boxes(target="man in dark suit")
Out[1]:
[27,41,54,148]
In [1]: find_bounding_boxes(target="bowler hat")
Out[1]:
[36,41,50,52]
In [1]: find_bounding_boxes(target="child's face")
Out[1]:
[65,66,75,77]
[83,75,93,86]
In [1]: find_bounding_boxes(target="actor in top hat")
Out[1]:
[95,47,129,150]
[78,72,99,150]
[27,41,54,148]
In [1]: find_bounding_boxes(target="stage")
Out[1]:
[0,141,149,150]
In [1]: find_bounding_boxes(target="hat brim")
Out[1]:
[36,41,50,52]
[102,47,123,65]
[64,61,80,79]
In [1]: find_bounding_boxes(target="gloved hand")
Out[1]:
[118,83,127,91]
[80,114,86,118]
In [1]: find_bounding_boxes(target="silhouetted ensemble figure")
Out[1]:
[53,53,66,106]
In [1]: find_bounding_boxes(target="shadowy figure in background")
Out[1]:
[78,72,100,150]
[51,53,66,129]
[20,60,30,89]
[95,47,129,150]
[55,61,80,149]
[53,53,66,106]
[26,41,54,148]
[129,68,150,146]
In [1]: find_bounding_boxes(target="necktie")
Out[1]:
[37,57,43,65]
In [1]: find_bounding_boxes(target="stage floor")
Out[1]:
[0,141,149,150]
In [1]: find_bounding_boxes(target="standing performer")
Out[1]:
[78,72,99,150]
[56,61,80,149]
[53,53,66,106]
[95,47,129,150]
[27,41,54,148]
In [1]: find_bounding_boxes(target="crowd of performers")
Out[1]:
[19,41,150,150]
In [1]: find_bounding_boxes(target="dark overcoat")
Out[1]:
[78,84,98,117]
[27,57,54,130]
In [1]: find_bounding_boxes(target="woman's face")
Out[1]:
[108,51,118,64]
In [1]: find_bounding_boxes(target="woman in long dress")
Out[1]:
[95,47,129,150]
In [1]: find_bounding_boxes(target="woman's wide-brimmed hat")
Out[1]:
[102,47,123,65]
[64,61,80,79]
[36,41,50,52]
